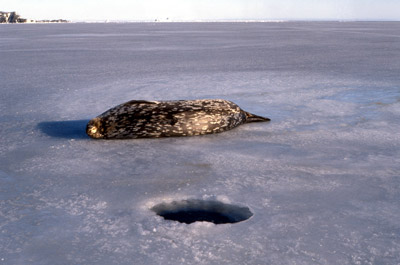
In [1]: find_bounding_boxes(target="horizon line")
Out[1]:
[68,18,400,22]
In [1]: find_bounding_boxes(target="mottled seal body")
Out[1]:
[86,99,270,139]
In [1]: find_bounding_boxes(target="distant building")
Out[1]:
[0,11,35,23]
[0,11,65,23]
[0,11,18,23]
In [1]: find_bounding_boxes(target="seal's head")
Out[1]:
[86,117,105,139]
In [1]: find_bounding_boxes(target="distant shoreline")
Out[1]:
[0,11,69,24]
[1,15,399,25]
[42,19,400,23]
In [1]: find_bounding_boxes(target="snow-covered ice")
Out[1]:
[1,22,400,264]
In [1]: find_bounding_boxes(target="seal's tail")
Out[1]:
[244,112,271,123]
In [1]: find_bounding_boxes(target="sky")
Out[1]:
[1,0,400,21]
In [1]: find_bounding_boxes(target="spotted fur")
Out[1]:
[86,99,270,139]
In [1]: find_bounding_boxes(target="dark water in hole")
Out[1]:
[160,210,234,224]
[152,199,253,224]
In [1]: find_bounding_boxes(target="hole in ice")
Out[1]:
[151,199,253,224]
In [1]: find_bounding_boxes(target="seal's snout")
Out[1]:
[86,118,104,139]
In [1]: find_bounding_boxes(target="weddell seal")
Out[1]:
[86,99,270,139]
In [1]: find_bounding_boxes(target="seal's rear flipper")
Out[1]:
[245,112,270,123]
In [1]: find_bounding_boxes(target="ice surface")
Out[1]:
[1,22,400,264]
